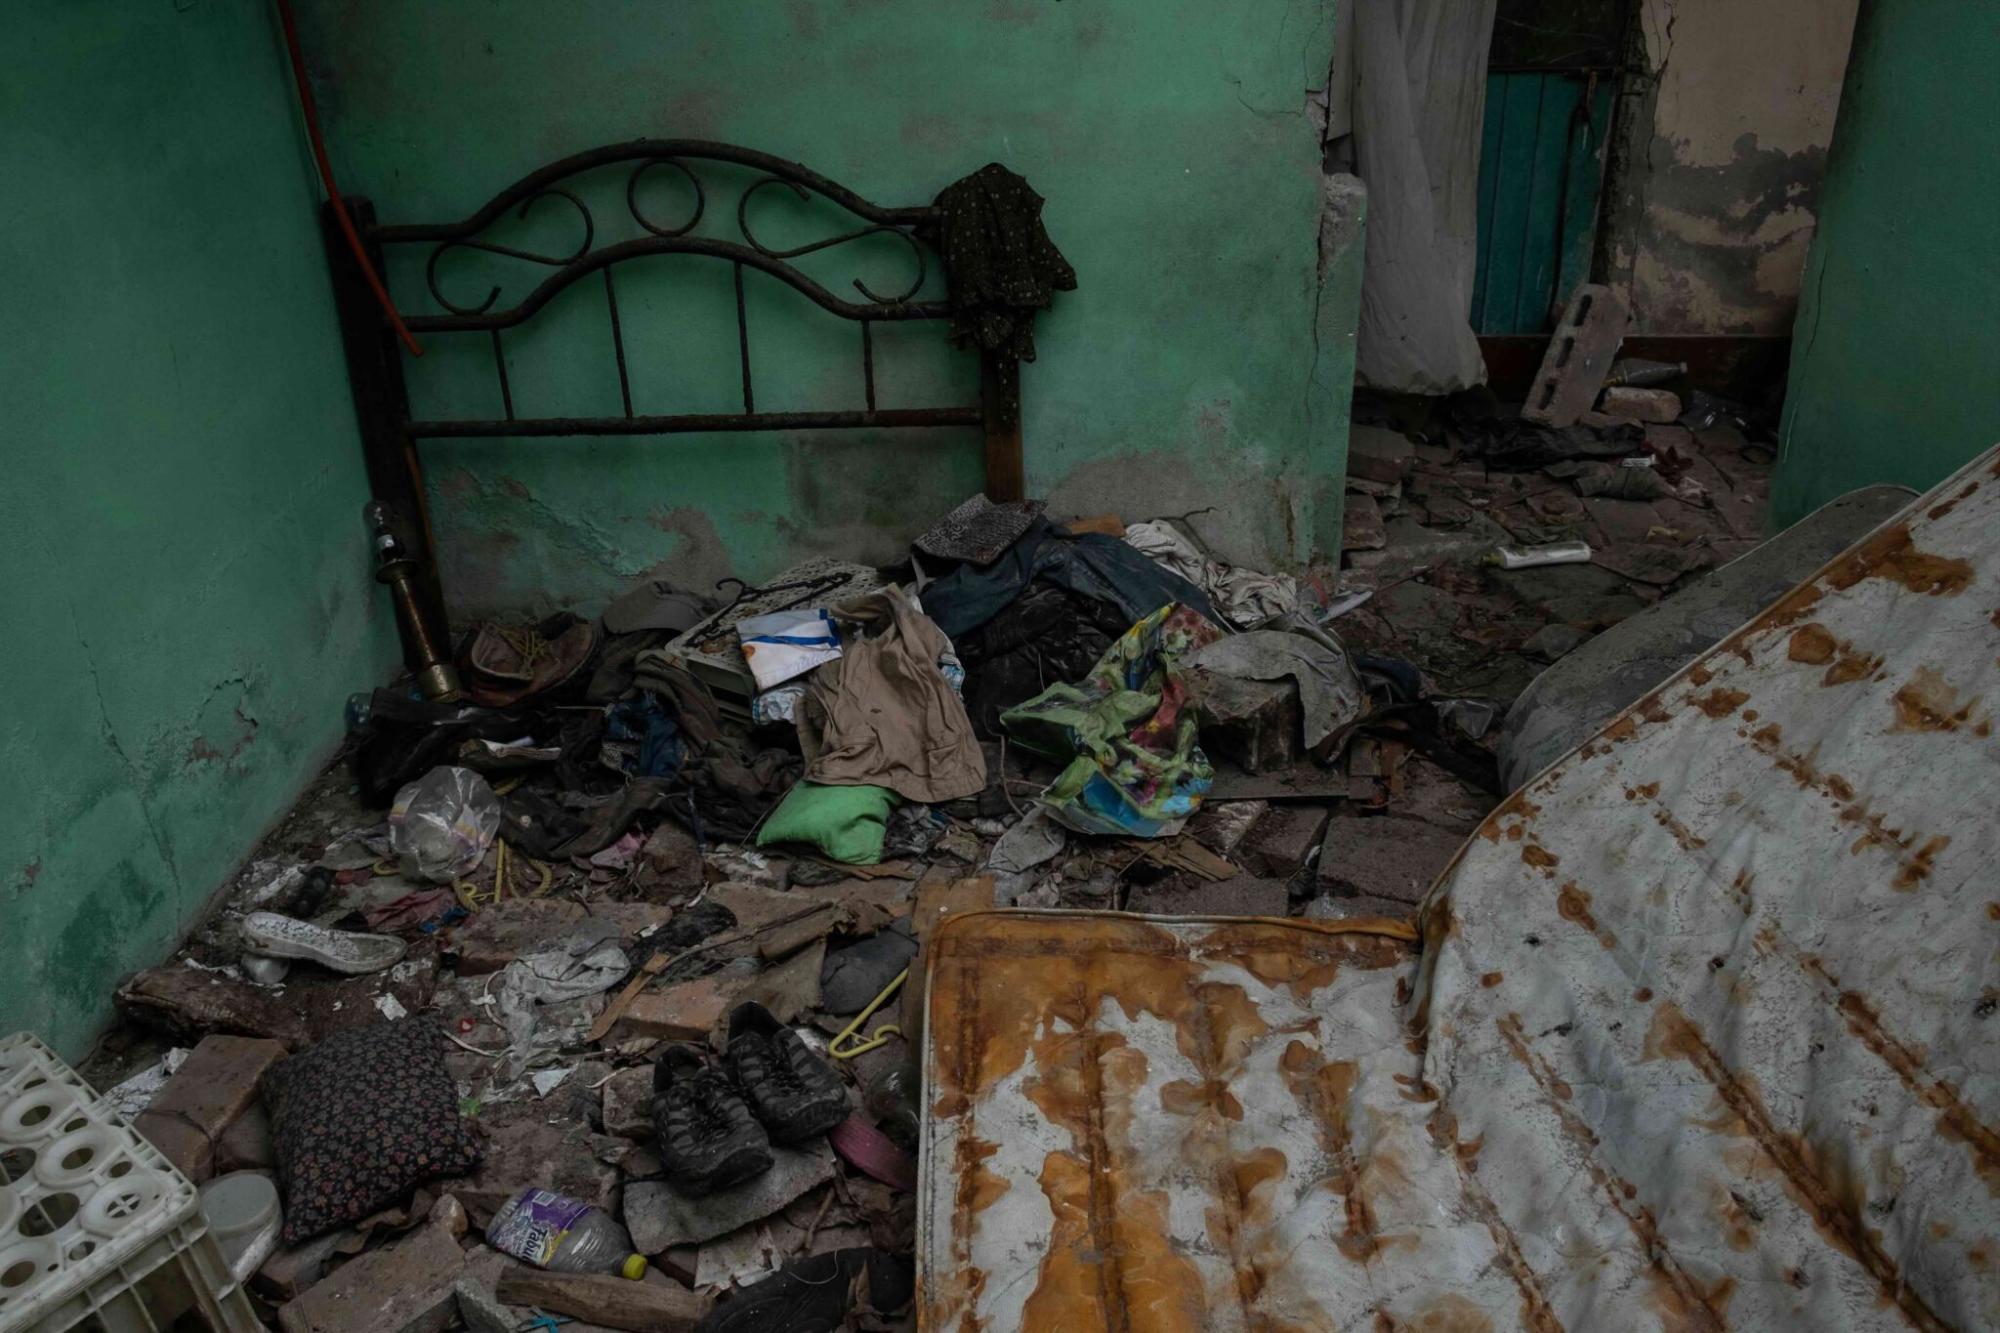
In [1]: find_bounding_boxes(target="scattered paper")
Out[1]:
[531,1066,574,1098]
[104,1048,189,1120]
[374,994,409,1021]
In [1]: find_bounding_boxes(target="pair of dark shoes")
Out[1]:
[653,1002,851,1194]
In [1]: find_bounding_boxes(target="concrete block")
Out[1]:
[257,1230,349,1302]
[1241,804,1333,877]
[277,1223,466,1333]
[1189,674,1301,774]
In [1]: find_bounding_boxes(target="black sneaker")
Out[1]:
[652,1044,773,1194]
[725,1001,852,1144]
[694,1248,913,1332]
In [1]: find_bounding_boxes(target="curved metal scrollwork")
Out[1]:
[424,189,594,316]
[626,157,706,238]
[736,176,927,305]
[375,141,952,334]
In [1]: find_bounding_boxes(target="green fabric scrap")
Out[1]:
[756,781,901,864]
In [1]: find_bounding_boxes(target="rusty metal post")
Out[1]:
[322,197,454,679]
[980,351,1025,503]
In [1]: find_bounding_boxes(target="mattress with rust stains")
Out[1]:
[918,444,2000,1331]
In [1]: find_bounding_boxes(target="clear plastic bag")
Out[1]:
[388,765,501,882]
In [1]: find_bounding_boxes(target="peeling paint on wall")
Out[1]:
[1604,0,1859,335]
[2,3,399,1059]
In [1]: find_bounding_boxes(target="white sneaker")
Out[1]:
[239,912,406,976]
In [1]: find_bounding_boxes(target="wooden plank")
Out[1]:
[1471,71,1508,331]
[1478,74,1547,336]
[495,1271,709,1332]
[1554,79,1616,316]
[980,353,1025,503]
[1518,74,1582,330]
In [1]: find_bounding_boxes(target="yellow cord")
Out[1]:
[453,839,553,912]
[829,967,908,1060]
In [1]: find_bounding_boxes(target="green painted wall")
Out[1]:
[1772,0,2000,524]
[295,0,1355,616]
[1,3,398,1058]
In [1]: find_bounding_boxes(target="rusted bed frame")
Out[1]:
[322,139,1027,653]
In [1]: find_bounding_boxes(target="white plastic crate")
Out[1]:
[0,1033,258,1332]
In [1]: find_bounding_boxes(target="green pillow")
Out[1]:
[756,782,901,864]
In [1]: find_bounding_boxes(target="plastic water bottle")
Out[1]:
[485,1188,648,1279]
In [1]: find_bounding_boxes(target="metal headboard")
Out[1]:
[323,139,1027,659]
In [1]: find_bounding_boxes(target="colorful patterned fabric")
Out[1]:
[263,1018,480,1244]
[1000,603,1224,837]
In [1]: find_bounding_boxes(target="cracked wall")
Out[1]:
[1602,0,1859,335]
[2,3,399,1058]
[295,0,1356,613]
[1772,0,2000,524]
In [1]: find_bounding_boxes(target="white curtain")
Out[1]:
[1343,0,1497,393]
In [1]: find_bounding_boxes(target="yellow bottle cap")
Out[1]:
[621,1254,649,1281]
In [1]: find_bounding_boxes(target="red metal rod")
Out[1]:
[273,0,422,357]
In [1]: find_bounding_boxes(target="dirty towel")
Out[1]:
[737,607,842,691]
[1182,620,1365,750]
[1123,519,1299,629]
[799,587,987,804]
[932,163,1076,362]
[756,782,901,866]
[1002,603,1224,837]
[920,517,1215,641]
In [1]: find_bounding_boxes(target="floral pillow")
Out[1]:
[262,1018,479,1244]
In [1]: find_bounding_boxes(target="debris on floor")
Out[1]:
[45,395,1789,1330]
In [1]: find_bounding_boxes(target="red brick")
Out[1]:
[134,1034,287,1183]
[609,975,744,1044]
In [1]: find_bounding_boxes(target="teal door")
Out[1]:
[1471,71,1616,335]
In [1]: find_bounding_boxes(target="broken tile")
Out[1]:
[277,1222,466,1333]
[256,1229,349,1302]
[438,1099,623,1227]
[1346,424,1415,486]
[1186,801,1269,857]
[1341,491,1387,550]
[730,937,826,1028]
[1240,804,1332,878]
[452,899,588,975]
[600,1066,655,1141]
[625,1141,838,1252]
[1126,875,1290,917]
[1318,815,1468,904]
